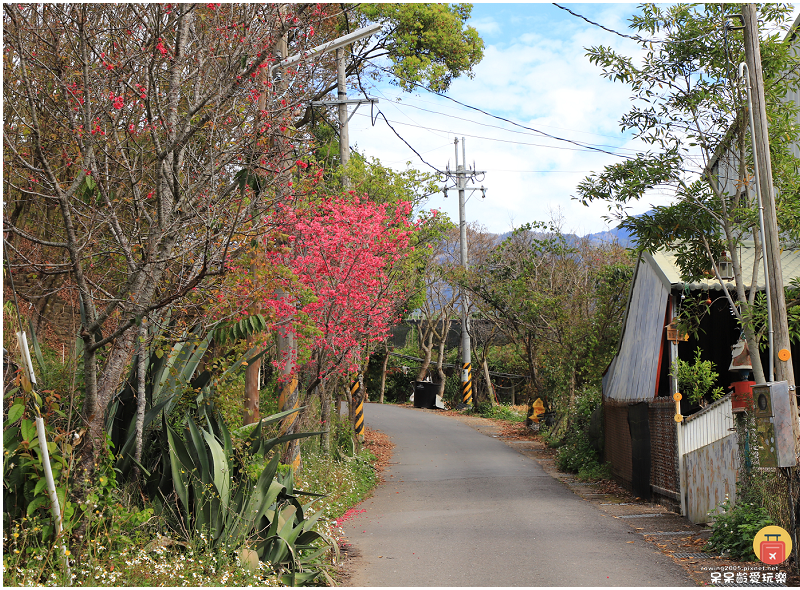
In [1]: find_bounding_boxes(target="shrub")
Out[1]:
[472,402,525,422]
[705,494,773,560]
[553,388,608,480]
[670,348,724,406]
[165,407,334,585]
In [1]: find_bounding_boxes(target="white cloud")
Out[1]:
[470,16,501,36]
[348,4,679,236]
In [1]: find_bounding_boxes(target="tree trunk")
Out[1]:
[320,379,331,455]
[347,377,355,423]
[436,335,447,398]
[524,339,540,427]
[416,327,434,381]
[333,374,341,419]
[361,343,371,402]
[243,307,262,426]
[379,341,389,404]
[482,356,495,405]
[133,319,148,479]
[568,370,576,408]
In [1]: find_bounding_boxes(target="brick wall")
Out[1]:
[649,397,680,512]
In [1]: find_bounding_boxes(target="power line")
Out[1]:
[370,109,446,174]
[357,110,636,157]
[375,88,630,142]
[552,3,722,45]
[388,351,529,380]
[375,93,640,153]
[365,60,635,160]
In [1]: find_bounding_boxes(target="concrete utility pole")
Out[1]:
[311,40,378,429]
[242,50,273,427]
[270,16,303,471]
[310,36,378,188]
[444,138,486,407]
[266,24,380,461]
[742,4,799,444]
[336,48,350,186]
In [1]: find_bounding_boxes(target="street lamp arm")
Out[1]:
[269,23,383,75]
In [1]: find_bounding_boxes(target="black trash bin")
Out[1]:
[412,381,439,409]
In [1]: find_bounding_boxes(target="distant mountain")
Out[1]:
[494,225,636,248]
[583,225,635,247]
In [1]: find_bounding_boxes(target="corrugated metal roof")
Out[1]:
[603,257,670,401]
[644,242,800,292]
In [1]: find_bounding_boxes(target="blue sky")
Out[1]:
[349,3,654,236]
[348,3,796,236]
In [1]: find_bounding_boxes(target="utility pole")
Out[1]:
[311,50,378,189]
[259,24,377,447]
[742,6,799,568]
[443,137,486,408]
[311,43,378,435]
[336,48,350,187]
[270,15,302,471]
[742,4,798,438]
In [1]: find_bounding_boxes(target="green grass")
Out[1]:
[296,448,378,521]
[3,533,285,587]
[4,445,380,587]
[471,402,526,423]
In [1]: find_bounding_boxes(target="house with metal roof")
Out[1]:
[601,243,800,522]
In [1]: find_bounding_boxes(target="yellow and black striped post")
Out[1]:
[461,362,473,406]
[351,376,365,441]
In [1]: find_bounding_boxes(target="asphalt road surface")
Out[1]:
[339,404,694,587]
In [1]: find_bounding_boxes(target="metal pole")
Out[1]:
[456,138,473,406]
[269,23,382,76]
[739,61,774,382]
[671,294,687,517]
[336,47,350,188]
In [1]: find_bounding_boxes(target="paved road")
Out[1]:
[339,404,694,587]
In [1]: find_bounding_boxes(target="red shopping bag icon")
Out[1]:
[760,534,786,564]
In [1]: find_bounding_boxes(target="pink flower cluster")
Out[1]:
[108,92,124,110]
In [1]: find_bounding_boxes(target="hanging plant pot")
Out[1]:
[666,320,689,342]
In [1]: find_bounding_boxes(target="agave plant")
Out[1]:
[106,321,267,484]
[166,408,333,584]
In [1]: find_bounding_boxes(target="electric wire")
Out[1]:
[370,109,447,174]
[375,88,629,142]
[364,60,635,160]
[355,109,637,156]
[552,3,722,44]
[374,91,641,153]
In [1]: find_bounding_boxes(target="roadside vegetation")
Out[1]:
[544,389,611,481]
[3,3,485,586]
[3,323,382,587]
[11,2,800,583]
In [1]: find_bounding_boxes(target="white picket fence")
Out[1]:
[681,394,734,455]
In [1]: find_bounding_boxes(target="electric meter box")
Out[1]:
[752,381,796,468]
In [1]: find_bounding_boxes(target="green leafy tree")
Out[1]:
[575,3,800,382]
[353,3,484,92]
[459,219,632,420]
